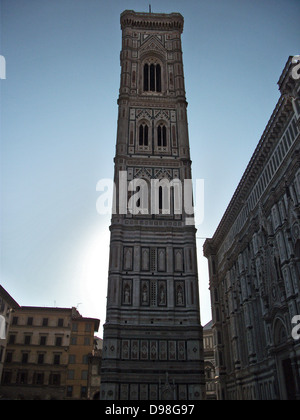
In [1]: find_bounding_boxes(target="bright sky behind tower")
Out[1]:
[1,0,300,336]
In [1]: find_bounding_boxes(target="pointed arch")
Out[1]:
[142,56,164,93]
[273,317,288,346]
[156,120,169,152]
[137,120,151,151]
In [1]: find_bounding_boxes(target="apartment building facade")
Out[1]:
[0,304,100,400]
[0,286,20,384]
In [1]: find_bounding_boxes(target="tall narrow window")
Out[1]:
[144,125,148,146]
[162,125,167,147]
[150,64,155,91]
[54,354,60,365]
[144,64,149,91]
[139,124,144,146]
[156,64,161,92]
[159,186,163,211]
[157,125,162,147]
[139,123,149,147]
[143,63,162,92]
[22,353,29,364]
[157,123,167,148]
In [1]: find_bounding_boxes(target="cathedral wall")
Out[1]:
[204,58,300,400]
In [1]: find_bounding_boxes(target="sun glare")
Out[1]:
[77,222,110,336]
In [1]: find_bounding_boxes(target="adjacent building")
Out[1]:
[203,320,217,400]
[88,337,103,400]
[66,310,100,399]
[0,300,100,400]
[0,286,20,384]
[1,306,73,400]
[101,10,205,400]
[204,57,300,400]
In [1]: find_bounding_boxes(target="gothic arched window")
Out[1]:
[143,63,162,92]
[144,64,149,91]
[159,186,163,211]
[139,123,149,147]
[157,123,167,147]
[156,64,161,92]
[274,319,288,346]
[150,64,155,91]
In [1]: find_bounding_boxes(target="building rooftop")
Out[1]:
[203,320,213,330]
[0,285,20,308]
[120,9,184,33]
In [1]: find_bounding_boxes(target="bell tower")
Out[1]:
[100,10,205,401]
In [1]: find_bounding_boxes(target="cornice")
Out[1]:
[118,94,187,108]
[121,10,184,33]
[123,158,182,167]
[206,90,296,251]
[205,146,300,261]
[277,56,299,97]
[203,239,216,258]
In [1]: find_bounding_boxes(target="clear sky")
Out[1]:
[1,0,299,336]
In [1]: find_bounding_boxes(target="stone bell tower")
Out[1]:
[100,10,205,401]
